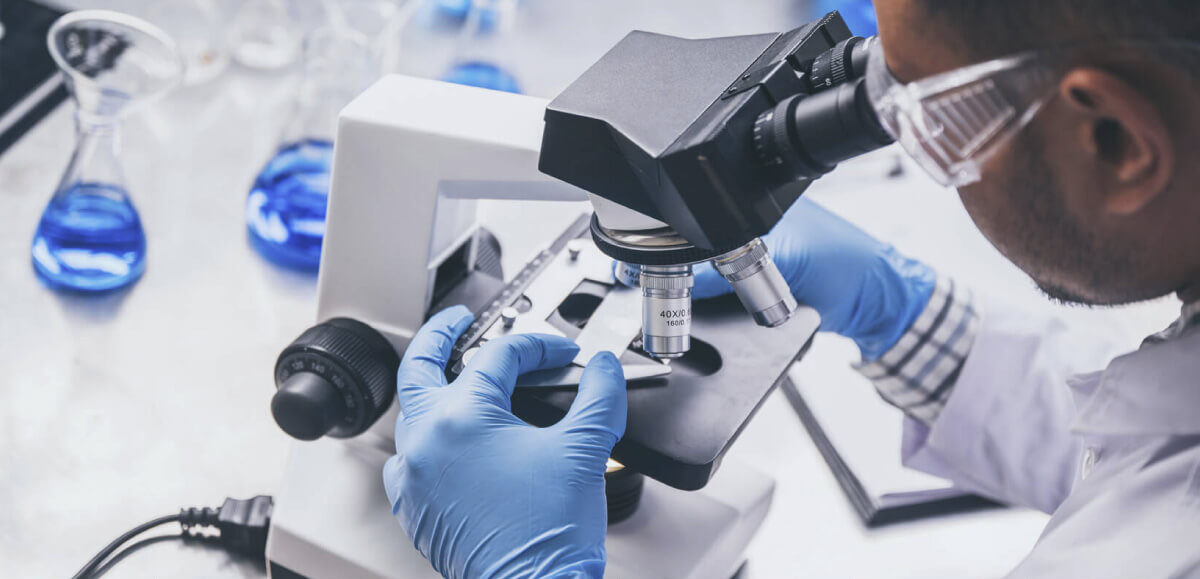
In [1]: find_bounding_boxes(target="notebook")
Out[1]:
[782,339,1000,526]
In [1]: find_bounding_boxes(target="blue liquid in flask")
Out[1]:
[31,183,147,292]
[245,139,334,271]
[442,61,522,94]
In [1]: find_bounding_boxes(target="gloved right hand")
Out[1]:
[692,197,936,361]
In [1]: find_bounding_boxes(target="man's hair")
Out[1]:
[914,0,1200,76]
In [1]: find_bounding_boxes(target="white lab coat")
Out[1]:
[901,303,1200,578]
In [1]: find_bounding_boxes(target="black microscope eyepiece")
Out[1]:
[753,36,893,182]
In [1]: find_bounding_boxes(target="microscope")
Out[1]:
[264,13,892,579]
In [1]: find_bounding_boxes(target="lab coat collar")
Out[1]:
[1070,319,1200,436]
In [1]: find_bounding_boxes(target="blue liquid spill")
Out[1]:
[31,183,147,292]
[815,0,878,36]
[442,61,522,94]
[245,139,333,271]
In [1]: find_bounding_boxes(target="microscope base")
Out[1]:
[267,438,775,579]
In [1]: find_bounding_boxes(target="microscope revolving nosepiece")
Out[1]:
[712,238,798,328]
[639,265,693,359]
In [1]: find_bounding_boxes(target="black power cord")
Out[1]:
[71,496,274,579]
[89,535,186,578]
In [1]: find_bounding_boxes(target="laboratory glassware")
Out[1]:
[336,0,407,76]
[31,10,184,292]
[244,26,373,271]
[229,0,301,70]
[142,0,228,85]
[441,0,521,93]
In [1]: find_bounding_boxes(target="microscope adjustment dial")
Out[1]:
[271,318,399,440]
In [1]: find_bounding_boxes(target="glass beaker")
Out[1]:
[228,0,302,71]
[441,0,522,93]
[142,0,228,85]
[337,0,407,76]
[244,26,373,271]
[32,10,184,293]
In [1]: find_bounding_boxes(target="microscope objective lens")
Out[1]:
[639,265,693,359]
[614,261,641,287]
[712,238,797,328]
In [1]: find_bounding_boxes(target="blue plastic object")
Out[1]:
[691,197,935,361]
[31,182,147,292]
[245,139,333,271]
[383,306,625,579]
[817,0,878,36]
[441,60,522,93]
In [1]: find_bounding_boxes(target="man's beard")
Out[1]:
[986,134,1145,307]
[1032,278,1100,307]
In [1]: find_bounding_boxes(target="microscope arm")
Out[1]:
[321,76,589,350]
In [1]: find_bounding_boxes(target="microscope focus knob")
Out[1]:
[807,36,867,91]
[272,318,399,440]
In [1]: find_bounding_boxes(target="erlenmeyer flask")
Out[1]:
[244,26,373,271]
[32,11,184,292]
[441,0,522,94]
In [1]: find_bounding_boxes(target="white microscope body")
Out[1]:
[264,76,776,579]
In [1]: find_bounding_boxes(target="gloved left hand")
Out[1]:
[383,305,628,579]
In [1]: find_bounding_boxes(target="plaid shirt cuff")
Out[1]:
[854,276,980,425]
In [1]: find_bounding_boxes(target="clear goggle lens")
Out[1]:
[865,39,1058,187]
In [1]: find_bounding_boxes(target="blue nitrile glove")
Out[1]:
[692,198,936,361]
[383,305,627,579]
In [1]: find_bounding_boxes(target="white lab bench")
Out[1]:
[0,1,1181,577]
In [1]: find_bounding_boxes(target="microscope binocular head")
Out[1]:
[539,12,890,357]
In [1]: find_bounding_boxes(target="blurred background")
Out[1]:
[0,1,1180,578]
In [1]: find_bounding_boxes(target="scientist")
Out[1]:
[383,0,1200,577]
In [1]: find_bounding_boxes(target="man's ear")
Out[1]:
[1059,67,1175,215]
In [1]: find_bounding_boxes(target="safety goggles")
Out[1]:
[864,37,1060,187]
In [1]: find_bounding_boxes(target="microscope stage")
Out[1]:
[519,294,818,490]
[433,218,820,491]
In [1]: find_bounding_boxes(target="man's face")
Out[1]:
[872,0,1177,305]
